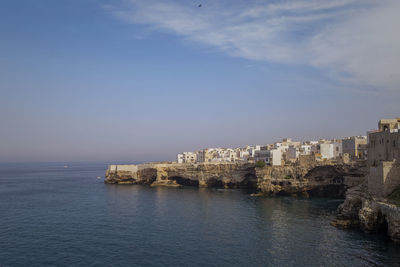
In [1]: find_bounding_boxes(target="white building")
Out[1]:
[275,142,289,152]
[249,145,261,157]
[239,150,250,161]
[300,144,312,155]
[255,148,282,166]
[320,143,335,159]
[177,152,197,163]
[332,141,342,158]
[310,141,320,154]
[177,154,184,163]
[270,149,282,166]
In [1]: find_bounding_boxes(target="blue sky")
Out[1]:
[1,0,399,162]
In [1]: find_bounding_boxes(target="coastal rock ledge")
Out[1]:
[332,183,400,242]
[105,163,257,188]
[105,162,366,197]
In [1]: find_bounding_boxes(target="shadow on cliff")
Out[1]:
[304,165,347,198]
[170,176,199,187]
[168,174,258,193]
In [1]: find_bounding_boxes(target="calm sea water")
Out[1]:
[0,162,399,266]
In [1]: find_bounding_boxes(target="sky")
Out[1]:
[0,0,399,162]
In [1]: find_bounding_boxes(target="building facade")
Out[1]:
[367,118,400,198]
[342,136,367,159]
[320,143,335,159]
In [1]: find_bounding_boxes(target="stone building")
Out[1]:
[269,149,282,166]
[367,118,400,198]
[332,141,343,158]
[254,148,282,166]
[342,136,367,159]
[286,145,299,162]
[177,152,197,163]
[177,154,184,163]
[379,118,400,131]
[320,143,335,159]
[196,150,205,163]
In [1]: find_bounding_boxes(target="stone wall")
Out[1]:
[384,161,400,196]
[368,160,400,198]
[368,131,400,166]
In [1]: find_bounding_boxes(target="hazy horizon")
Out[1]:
[1,0,399,162]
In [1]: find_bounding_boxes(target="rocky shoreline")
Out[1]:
[105,161,366,197]
[105,161,400,242]
[105,162,257,188]
[256,164,365,198]
[331,182,400,242]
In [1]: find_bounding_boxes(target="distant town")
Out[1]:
[176,118,400,169]
[177,136,367,166]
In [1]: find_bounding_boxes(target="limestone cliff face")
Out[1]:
[105,162,365,197]
[332,183,400,242]
[256,164,366,197]
[105,163,257,188]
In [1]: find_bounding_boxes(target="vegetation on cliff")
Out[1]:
[255,161,266,168]
[388,186,400,207]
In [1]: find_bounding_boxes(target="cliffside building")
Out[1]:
[333,141,343,158]
[320,143,335,159]
[286,145,299,162]
[270,149,283,166]
[367,118,400,198]
[255,148,282,166]
[177,152,197,163]
[342,136,367,160]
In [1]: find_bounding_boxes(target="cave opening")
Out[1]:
[170,176,199,187]
[207,178,224,188]
[308,184,346,198]
[240,173,258,193]
[377,212,389,235]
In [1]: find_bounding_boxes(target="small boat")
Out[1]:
[97,176,101,179]
[64,165,69,168]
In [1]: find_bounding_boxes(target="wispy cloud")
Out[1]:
[106,0,400,91]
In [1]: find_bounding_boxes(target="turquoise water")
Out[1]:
[0,162,399,266]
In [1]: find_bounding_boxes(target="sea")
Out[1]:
[0,162,399,266]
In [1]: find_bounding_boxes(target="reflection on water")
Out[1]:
[0,162,399,266]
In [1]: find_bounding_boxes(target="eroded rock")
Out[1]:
[333,182,400,242]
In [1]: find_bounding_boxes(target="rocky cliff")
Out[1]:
[332,183,400,242]
[256,164,366,197]
[105,162,366,197]
[105,162,257,188]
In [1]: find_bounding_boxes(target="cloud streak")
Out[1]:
[106,0,400,91]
